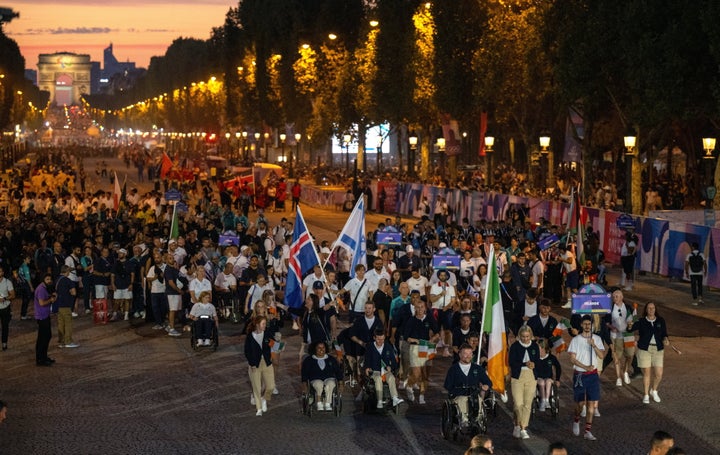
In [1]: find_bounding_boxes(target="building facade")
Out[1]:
[37,53,92,106]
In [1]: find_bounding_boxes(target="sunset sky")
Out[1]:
[3,0,237,70]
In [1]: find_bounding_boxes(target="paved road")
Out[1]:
[1,156,718,454]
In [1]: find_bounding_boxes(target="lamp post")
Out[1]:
[376,134,383,174]
[343,134,351,173]
[703,136,716,208]
[264,132,270,162]
[484,135,494,187]
[280,133,287,169]
[241,131,248,161]
[225,132,231,159]
[254,132,260,161]
[409,133,418,178]
[234,132,240,161]
[292,133,301,178]
[539,133,550,194]
[437,137,446,181]
[624,133,637,214]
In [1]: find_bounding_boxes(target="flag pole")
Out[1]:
[477,245,494,365]
[169,202,177,242]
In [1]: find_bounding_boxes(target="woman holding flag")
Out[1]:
[401,301,439,405]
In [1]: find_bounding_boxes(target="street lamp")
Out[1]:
[376,134,383,174]
[292,133,301,178]
[437,137,446,181]
[624,132,637,213]
[539,133,550,193]
[264,132,270,162]
[343,134,351,173]
[280,133,287,168]
[242,131,248,161]
[703,136,716,207]
[409,133,418,178]
[484,135,495,187]
[254,132,261,161]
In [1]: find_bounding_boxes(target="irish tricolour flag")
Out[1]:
[418,339,437,360]
[480,245,509,395]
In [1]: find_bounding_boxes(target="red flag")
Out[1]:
[159,152,173,179]
[113,171,121,211]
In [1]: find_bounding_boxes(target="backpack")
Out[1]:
[688,252,704,273]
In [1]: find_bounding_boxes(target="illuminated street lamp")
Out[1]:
[264,132,270,161]
[539,133,550,192]
[280,133,287,167]
[408,133,418,178]
[254,132,261,160]
[376,134,383,174]
[484,135,495,187]
[291,133,301,178]
[343,134,351,172]
[437,137,446,181]
[703,136,717,207]
[624,132,637,213]
[242,131,248,161]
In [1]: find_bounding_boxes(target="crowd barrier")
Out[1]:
[300,181,718,288]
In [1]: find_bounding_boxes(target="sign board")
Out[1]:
[616,213,635,230]
[571,283,611,314]
[538,234,559,251]
[164,188,183,202]
[432,248,461,270]
[218,233,240,247]
[376,231,402,246]
[175,201,189,213]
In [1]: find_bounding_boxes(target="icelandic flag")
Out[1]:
[466,283,480,300]
[284,206,319,308]
[333,197,367,278]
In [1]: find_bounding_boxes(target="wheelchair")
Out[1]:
[214,292,238,322]
[300,380,342,417]
[441,389,488,440]
[531,381,559,419]
[190,315,219,351]
[361,371,400,415]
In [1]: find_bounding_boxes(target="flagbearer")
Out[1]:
[443,344,493,428]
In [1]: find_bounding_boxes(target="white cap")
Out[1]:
[320,247,332,255]
[406,245,414,253]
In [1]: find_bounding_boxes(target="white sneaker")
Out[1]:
[398,379,407,390]
[255,409,263,416]
[584,431,597,441]
[71,312,78,318]
[152,324,164,330]
[197,340,203,347]
[168,329,181,337]
[651,390,661,403]
[500,392,508,403]
[324,402,332,411]
[513,425,521,438]
[539,400,547,412]
[624,372,631,384]
[616,378,623,387]
[418,394,426,405]
[406,387,415,402]
[572,421,580,436]
[140,311,146,319]
[377,400,384,409]
[561,302,572,309]
[580,404,587,417]
[84,309,91,315]
[642,395,650,404]
[124,312,129,321]
[261,398,267,412]
[520,429,530,439]
[317,402,325,411]
[250,395,256,405]
[392,396,404,406]
[272,387,279,395]
[593,408,601,417]
[133,311,141,318]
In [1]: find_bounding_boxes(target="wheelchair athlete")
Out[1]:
[364,329,405,409]
[301,341,343,411]
[444,343,493,428]
[188,291,219,346]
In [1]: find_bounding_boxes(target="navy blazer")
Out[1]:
[508,340,541,379]
[244,329,273,367]
[444,363,493,397]
[301,355,343,382]
[526,314,558,341]
[634,317,668,351]
[364,342,399,372]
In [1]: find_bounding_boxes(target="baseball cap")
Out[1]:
[118,248,127,255]
[312,280,324,290]
[320,247,332,255]
[406,245,414,253]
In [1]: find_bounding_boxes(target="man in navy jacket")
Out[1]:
[364,329,404,409]
[444,344,493,427]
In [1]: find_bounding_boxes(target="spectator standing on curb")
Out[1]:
[34,274,56,366]
[291,180,302,212]
[620,231,638,291]
[684,242,706,305]
[0,267,16,351]
[56,265,79,348]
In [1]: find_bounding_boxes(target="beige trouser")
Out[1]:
[57,307,74,345]
[511,369,536,428]
[372,371,399,401]
[311,378,337,404]
[454,395,470,422]
[249,359,275,411]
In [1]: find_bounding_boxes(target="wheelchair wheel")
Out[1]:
[475,402,488,434]
[333,391,342,417]
[550,385,560,419]
[484,392,498,419]
[212,326,219,351]
[441,400,454,440]
[301,393,311,417]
